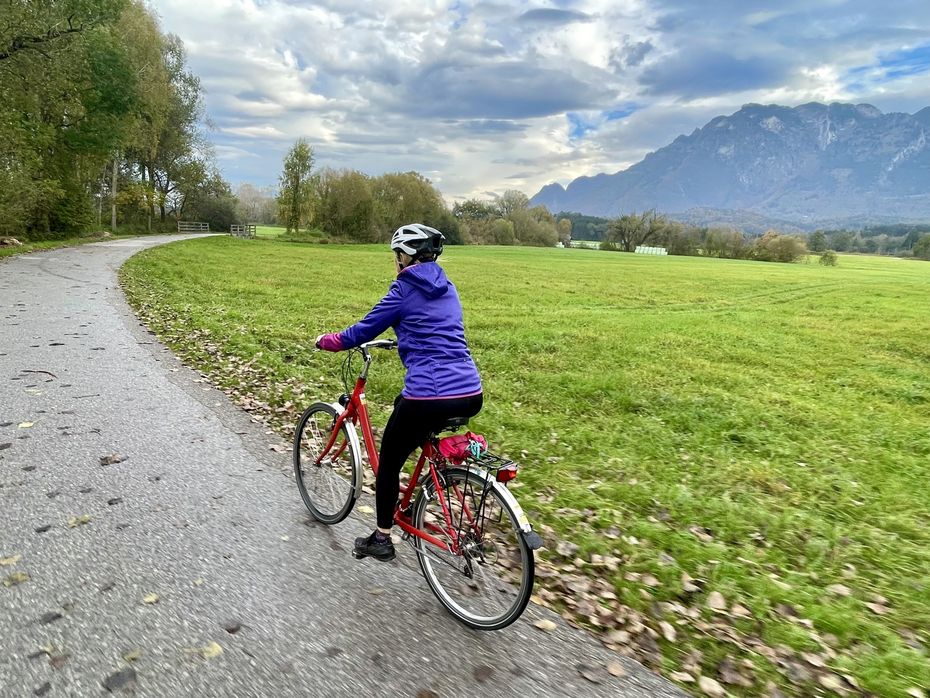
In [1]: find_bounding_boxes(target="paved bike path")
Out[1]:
[0,236,684,697]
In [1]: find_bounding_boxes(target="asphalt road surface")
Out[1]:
[0,235,685,697]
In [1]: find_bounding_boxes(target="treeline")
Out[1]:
[1,0,234,240]
[808,226,930,256]
[555,209,930,261]
[275,139,460,243]
[594,211,809,262]
[274,140,562,246]
[452,191,565,247]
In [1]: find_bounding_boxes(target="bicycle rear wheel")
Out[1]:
[293,402,360,524]
[412,467,534,630]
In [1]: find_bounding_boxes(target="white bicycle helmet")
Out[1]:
[390,223,444,259]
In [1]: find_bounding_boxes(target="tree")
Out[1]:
[808,230,827,252]
[508,206,558,246]
[236,183,275,223]
[661,221,701,256]
[828,230,855,252]
[495,190,529,218]
[557,218,572,246]
[488,218,516,245]
[903,229,926,250]
[751,230,808,263]
[371,171,447,240]
[277,139,315,233]
[914,235,930,260]
[605,210,667,252]
[819,250,838,266]
[453,198,496,221]
[702,228,748,259]
[315,168,374,240]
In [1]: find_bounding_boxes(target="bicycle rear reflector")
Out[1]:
[495,464,518,483]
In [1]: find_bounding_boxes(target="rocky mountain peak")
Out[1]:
[531,101,930,228]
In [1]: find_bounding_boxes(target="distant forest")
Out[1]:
[557,212,930,258]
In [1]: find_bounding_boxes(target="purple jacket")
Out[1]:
[333,262,482,399]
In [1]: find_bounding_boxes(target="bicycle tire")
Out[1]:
[412,467,534,630]
[293,402,360,524]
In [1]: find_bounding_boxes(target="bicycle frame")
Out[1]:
[317,343,478,554]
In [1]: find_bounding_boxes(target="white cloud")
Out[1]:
[149,0,930,201]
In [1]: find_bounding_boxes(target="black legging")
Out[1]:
[376,393,483,529]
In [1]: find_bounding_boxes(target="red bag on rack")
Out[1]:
[437,432,488,465]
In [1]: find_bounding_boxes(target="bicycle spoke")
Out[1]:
[413,468,533,629]
[294,404,358,524]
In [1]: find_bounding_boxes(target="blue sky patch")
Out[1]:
[880,43,930,79]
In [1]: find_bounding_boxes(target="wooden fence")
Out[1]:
[230,224,256,238]
[177,221,210,233]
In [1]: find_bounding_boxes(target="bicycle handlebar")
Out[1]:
[359,338,397,351]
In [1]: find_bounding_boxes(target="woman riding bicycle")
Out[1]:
[315,223,483,561]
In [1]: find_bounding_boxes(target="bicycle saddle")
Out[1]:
[436,415,470,433]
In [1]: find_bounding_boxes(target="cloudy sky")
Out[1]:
[151,0,930,202]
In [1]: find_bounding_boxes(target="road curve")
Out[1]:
[0,235,685,697]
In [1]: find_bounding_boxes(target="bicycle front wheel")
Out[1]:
[293,402,360,524]
[412,467,534,630]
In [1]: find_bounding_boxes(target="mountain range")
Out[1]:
[530,102,930,231]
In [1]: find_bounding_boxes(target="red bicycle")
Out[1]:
[293,338,542,630]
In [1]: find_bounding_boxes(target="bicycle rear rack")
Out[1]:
[466,452,519,483]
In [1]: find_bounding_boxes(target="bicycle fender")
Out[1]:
[327,402,365,503]
[463,467,541,547]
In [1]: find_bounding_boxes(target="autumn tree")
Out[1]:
[277,139,315,233]
[605,210,668,252]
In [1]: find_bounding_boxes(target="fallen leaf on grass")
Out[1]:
[142,593,159,604]
[802,651,826,668]
[659,621,677,642]
[0,554,22,566]
[865,602,889,615]
[534,619,557,632]
[670,671,695,683]
[689,525,714,543]
[706,591,727,611]
[682,572,702,593]
[698,676,726,697]
[906,688,926,698]
[818,674,845,691]
[3,571,29,587]
[606,629,631,645]
[826,583,851,597]
[731,603,752,618]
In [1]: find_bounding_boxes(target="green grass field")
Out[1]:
[254,225,286,239]
[120,237,930,696]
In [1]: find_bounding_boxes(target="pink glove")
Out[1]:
[315,333,344,352]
